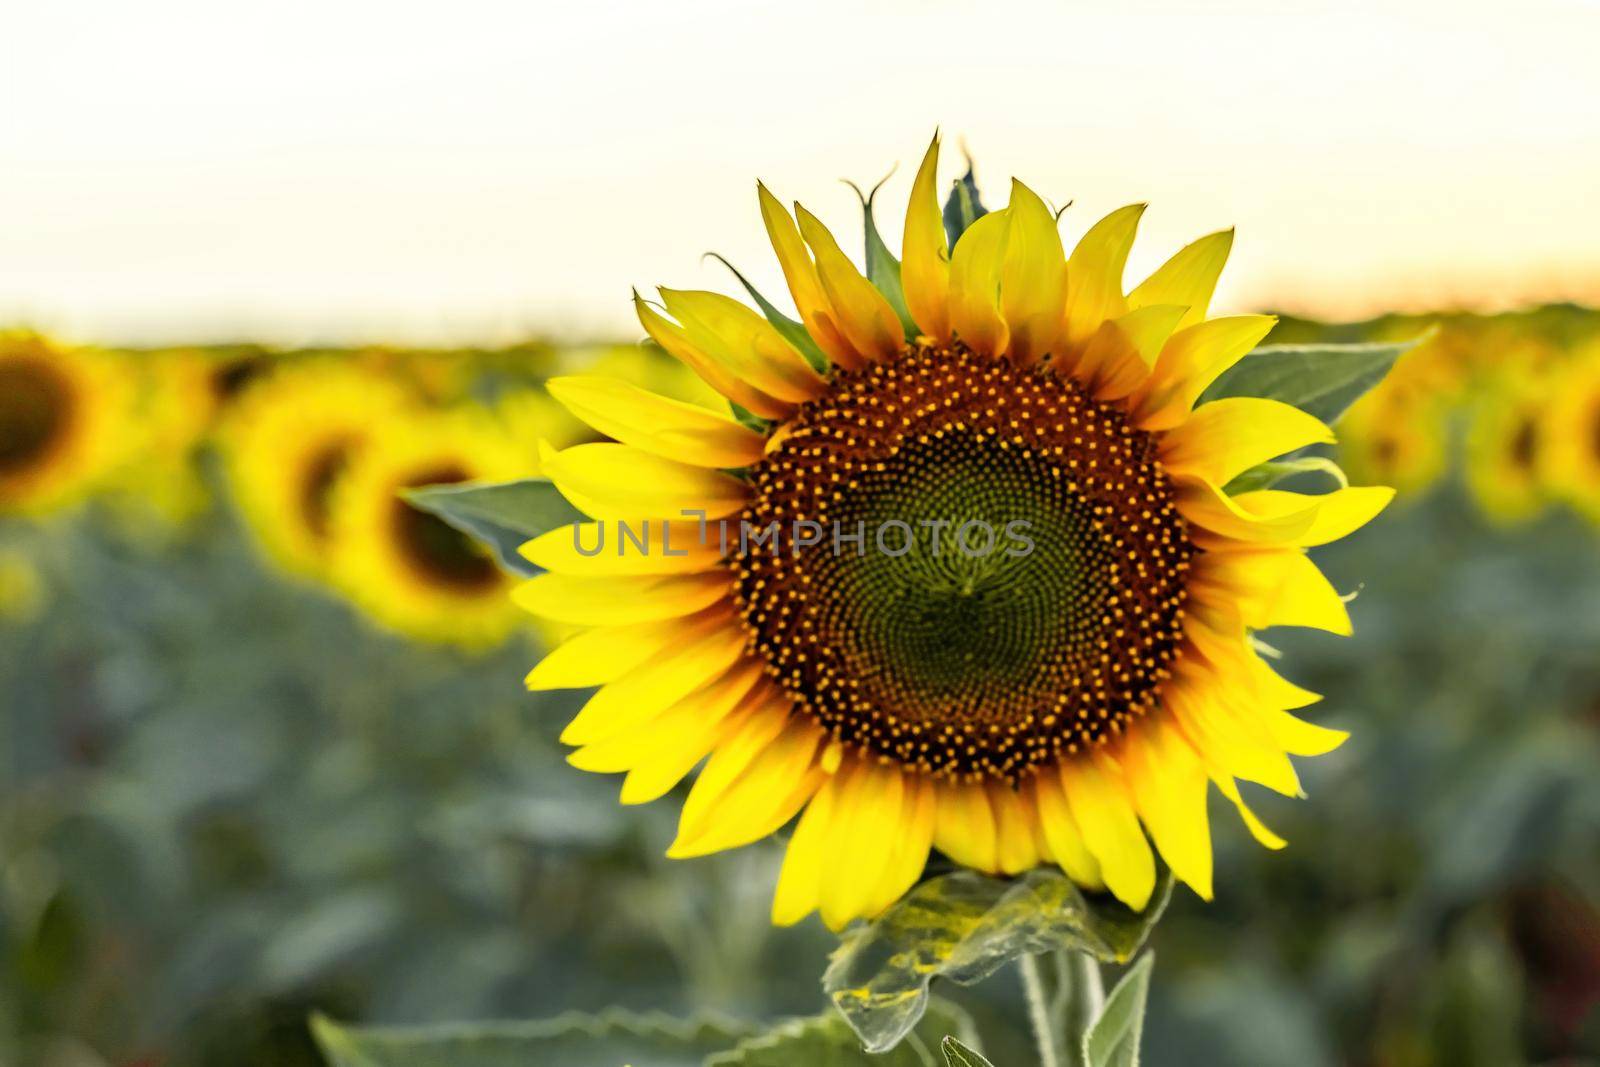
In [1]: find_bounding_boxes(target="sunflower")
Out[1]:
[0,332,135,516]
[1464,361,1553,525]
[1337,385,1449,501]
[1540,339,1600,524]
[224,361,413,580]
[330,408,526,649]
[516,138,1393,928]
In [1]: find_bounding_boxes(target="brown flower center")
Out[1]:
[731,344,1193,780]
[389,464,501,593]
[0,357,75,480]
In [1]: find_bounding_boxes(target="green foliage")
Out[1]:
[1082,954,1154,1067]
[1200,339,1415,426]
[401,478,583,576]
[941,162,988,249]
[312,1010,755,1067]
[823,868,1172,1053]
[313,1000,979,1067]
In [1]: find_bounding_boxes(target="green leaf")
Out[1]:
[1082,952,1154,1067]
[941,1036,997,1067]
[824,867,1172,1053]
[1198,339,1417,426]
[708,253,830,373]
[401,478,584,577]
[941,161,988,249]
[311,1009,755,1067]
[848,179,918,340]
[707,999,972,1067]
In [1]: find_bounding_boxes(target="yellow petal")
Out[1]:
[1062,203,1146,352]
[1164,670,1302,797]
[635,293,793,419]
[947,209,1012,357]
[1127,228,1234,331]
[524,613,715,690]
[901,135,951,342]
[771,774,839,926]
[932,780,999,872]
[794,205,903,363]
[512,570,731,627]
[1000,180,1068,365]
[1283,485,1395,546]
[1067,304,1187,401]
[1175,478,1320,544]
[1160,398,1334,487]
[1245,651,1322,710]
[1215,776,1287,850]
[1061,755,1156,910]
[988,780,1042,875]
[860,776,936,918]
[545,376,766,468]
[1262,550,1352,635]
[1132,315,1278,431]
[821,761,906,929]
[521,520,722,577]
[557,620,749,746]
[542,442,747,522]
[613,663,767,802]
[1115,721,1213,900]
[668,710,826,856]
[659,289,827,405]
[757,183,863,370]
[1027,772,1104,890]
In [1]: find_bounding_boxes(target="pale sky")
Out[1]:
[3,0,1598,346]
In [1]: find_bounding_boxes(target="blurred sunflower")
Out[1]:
[0,332,135,516]
[1540,340,1600,524]
[331,409,525,649]
[1338,386,1449,500]
[224,361,412,580]
[1464,363,1552,525]
[516,137,1392,928]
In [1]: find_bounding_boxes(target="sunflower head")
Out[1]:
[0,332,135,516]
[1465,355,1555,526]
[331,408,527,650]
[517,137,1394,929]
[223,360,414,580]
[1538,337,1600,524]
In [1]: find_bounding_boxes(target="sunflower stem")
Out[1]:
[1057,950,1105,1065]
[1018,953,1063,1067]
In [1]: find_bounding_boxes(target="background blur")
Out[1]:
[4,1,1600,1065]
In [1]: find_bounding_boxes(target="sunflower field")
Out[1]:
[4,178,1600,1067]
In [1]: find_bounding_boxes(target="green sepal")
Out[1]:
[1199,337,1421,426]
[728,402,777,434]
[847,177,918,340]
[1082,952,1155,1067]
[823,867,1173,1053]
[401,478,585,577]
[941,1036,998,1067]
[311,1009,756,1067]
[1223,455,1350,496]
[707,253,831,373]
[941,160,988,249]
